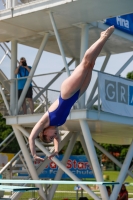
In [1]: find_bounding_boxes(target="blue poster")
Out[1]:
[19,155,94,179]
[105,14,133,35]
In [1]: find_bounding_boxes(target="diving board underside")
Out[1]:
[0,0,133,57]
[5,109,133,145]
[0,180,119,185]
[0,185,39,192]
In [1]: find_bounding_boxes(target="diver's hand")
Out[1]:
[48,151,59,160]
[33,155,44,164]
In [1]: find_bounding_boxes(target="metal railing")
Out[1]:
[1,0,45,10]
[1,68,132,117]
[1,71,67,115]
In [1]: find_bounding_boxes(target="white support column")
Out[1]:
[12,125,46,200]
[79,120,109,200]
[48,132,79,200]
[93,140,133,178]
[78,24,89,108]
[17,126,100,200]
[18,33,50,113]
[10,40,17,115]
[110,141,133,200]
[49,11,70,77]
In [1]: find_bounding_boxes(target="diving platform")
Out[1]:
[5,108,133,145]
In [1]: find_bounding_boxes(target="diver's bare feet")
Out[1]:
[100,26,115,40]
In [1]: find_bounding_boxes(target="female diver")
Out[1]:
[29,26,115,162]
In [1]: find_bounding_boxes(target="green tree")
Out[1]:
[127,71,133,80]
[0,113,20,153]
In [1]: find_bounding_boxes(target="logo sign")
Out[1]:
[105,14,133,35]
[18,155,94,179]
[98,73,133,117]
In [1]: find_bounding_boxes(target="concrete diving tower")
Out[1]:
[0,1,133,200]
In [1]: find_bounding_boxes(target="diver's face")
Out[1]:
[44,127,58,142]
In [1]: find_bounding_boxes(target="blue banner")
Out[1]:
[19,155,94,179]
[105,14,133,35]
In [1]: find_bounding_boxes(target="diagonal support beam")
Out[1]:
[115,55,133,76]
[12,125,46,200]
[49,11,70,77]
[18,33,50,113]
[110,141,133,200]
[36,131,72,178]
[48,132,79,200]
[93,140,133,178]
[33,58,74,102]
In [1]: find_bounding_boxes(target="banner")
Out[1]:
[105,14,133,35]
[98,73,133,117]
[0,153,14,167]
[19,155,94,179]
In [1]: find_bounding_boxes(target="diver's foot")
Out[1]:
[100,26,115,40]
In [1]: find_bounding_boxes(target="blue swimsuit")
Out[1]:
[48,90,80,126]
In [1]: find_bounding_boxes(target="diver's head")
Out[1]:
[39,126,58,143]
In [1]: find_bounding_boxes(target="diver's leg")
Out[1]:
[61,26,114,99]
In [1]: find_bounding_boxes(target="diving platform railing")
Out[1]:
[2,0,40,9]
[1,0,53,10]
[1,65,133,117]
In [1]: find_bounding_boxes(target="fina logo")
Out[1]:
[116,16,129,29]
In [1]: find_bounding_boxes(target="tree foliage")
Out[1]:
[126,71,133,80]
[0,113,20,153]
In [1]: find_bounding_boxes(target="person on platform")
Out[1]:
[15,57,34,114]
[29,26,115,161]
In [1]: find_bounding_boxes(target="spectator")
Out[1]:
[118,184,128,200]
[106,186,111,196]
[15,57,34,114]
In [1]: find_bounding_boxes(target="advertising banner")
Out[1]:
[0,153,14,167]
[105,14,133,35]
[98,73,133,117]
[19,155,94,179]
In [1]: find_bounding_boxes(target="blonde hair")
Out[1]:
[39,129,51,143]
[39,127,60,143]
